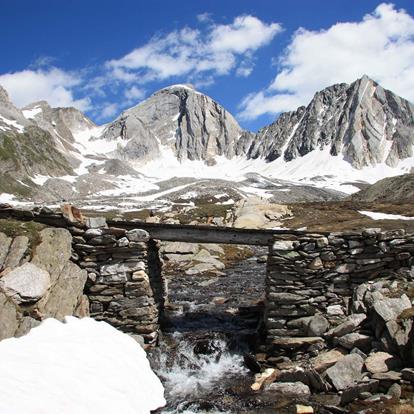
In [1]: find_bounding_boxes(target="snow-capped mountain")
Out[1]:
[0,76,413,209]
[246,75,414,169]
[100,84,253,164]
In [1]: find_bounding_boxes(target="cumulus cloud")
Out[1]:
[124,86,146,104]
[106,15,282,84]
[239,3,414,120]
[0,67,90,110]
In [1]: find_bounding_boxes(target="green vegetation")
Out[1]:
[0,219,47,248]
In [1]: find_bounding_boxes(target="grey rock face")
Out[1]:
[100,84,247,163]
[326,354,364,391]
[0,262,50,304]
[21,100,96,165]
[247,75,414,169]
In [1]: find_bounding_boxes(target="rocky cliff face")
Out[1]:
[0,227,88,340]
[100,84,253,163]
[250,76,414,169]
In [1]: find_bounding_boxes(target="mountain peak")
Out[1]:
[162,83,196,92]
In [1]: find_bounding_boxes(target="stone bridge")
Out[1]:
[1,206,413,357]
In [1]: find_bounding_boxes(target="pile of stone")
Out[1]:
[258,228,414,408]
[0,228,88,340]
[69,218,164,345]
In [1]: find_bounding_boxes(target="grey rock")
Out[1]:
[308,315,330,336]
[267,381,311,397]
[0,290,18,340]
[3,236,29,269]
[387,383,401,400]
[336,333,372,350]
[326,354,364,391]
[326,313,367,337]
[340,380,379,405]
[365,352,400,374]
[85,217,107,229]
[0,232,11,269]
[161,241,199,254]
[373,295,412,322]
[0,262,50,304]
[126,229,150,242]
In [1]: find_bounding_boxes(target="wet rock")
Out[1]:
[193,339,220,355]
[0,262,50,304]
[326,354,364,391]
[251,368,279,391]
[267,381,311,397]
[244,354,261,373]
[365,352,401,374]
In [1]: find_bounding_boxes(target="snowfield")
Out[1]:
[0,317,165,414]
[358,211,414,221]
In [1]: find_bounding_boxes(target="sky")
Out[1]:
[1,0,413,131]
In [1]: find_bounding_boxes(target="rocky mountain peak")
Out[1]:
[247,75,414,169]
[100,83,247,163]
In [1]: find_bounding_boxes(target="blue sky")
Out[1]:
[1,0,413,131]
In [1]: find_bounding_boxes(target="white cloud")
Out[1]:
[209,15,282,54]
[124,86,145,103]
[106,16,281,85]
[99,103,119,120]
[197,13,212,24]
[0,67,90,110]
[239,3,414,120]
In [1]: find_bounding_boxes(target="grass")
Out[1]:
[0,219,47,249]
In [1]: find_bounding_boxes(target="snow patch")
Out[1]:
[0,115,24,132]
[22,107,42,119]
[358,211,414,221]
[0,317,165,414]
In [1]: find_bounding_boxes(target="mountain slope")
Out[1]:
[350,173,414,203]
[249,75,414,169]
[100,84,253,163]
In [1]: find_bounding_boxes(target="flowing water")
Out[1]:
[148,248,270,413]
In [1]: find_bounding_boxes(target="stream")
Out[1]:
[148,247,275,413]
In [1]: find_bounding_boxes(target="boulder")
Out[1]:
[308,315,329,336]
[192,249,225,269]
[365,352,401,374]
[310,349,346,372]
[336,333,372,351]
[326,314,367,337]
[326,354,364,391]
[267,381,311,397]
[0,232,11,269]
[162,242,199,254]
[373,295,412,323]
[340,380,379,405]
[0,262,50,304]
[3,236,29,269]
[126,229,149,242]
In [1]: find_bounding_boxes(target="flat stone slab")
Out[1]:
[326,354,364,391]
[272,337,324,349]
[0,262,50,304]
[365,352,400,374]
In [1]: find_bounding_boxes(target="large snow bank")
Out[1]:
[0,317,165,414]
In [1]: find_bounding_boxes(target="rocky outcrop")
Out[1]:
[100,84,252,163]
[350,173,414,203]
[246,75,414,169]
[0,228,88,340]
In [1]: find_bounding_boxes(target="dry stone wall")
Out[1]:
[69,222,165,345]
[265,228,414,358]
